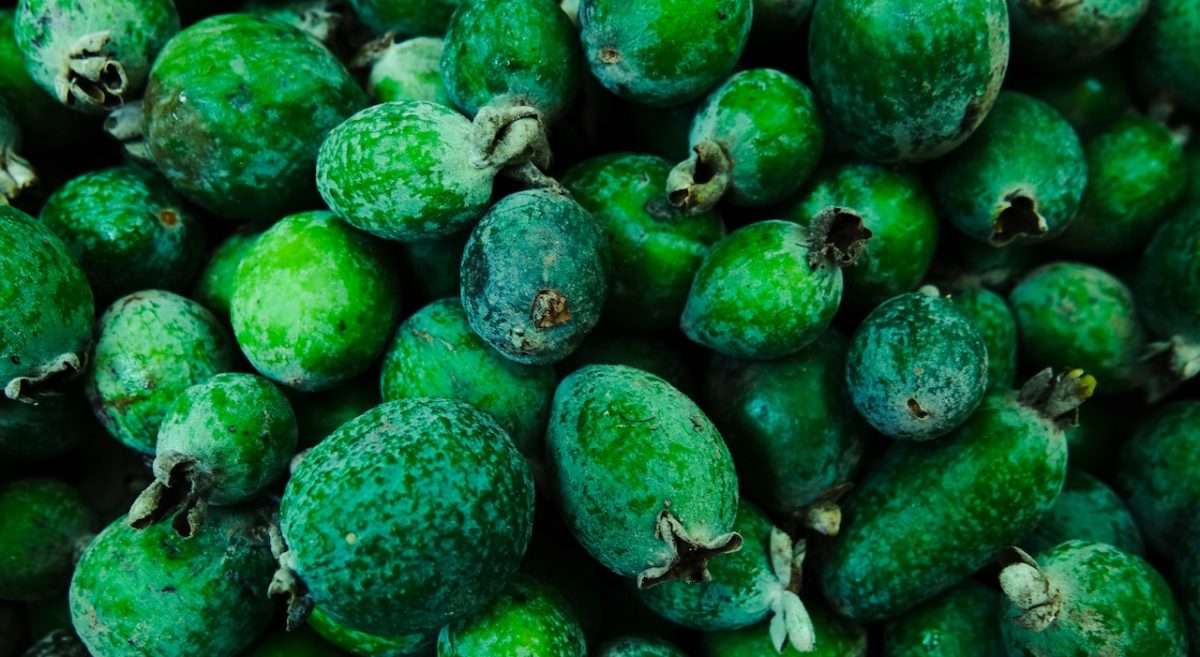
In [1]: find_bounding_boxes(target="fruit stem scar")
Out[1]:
[991,192,1048,246]
[637,511,743,589]
[998,546,1062,632]
[666,140,732,215]
[807,206,872,270]
[57,31,128,110]
[906,397,930,419]
[531,289,571,328]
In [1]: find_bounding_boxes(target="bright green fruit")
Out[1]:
[192,231,259,324]
[438,575,586,657]
[368,36,451,106]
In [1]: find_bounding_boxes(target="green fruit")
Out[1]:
[933,92,1087,246]
[1135,207,1200,398]
[936,231,1040,289]
[559,332,697,399]
[1026,55,1133,138]
[579,0,752,108]
[948,286,1017,390]
[243,626,347,657]
[595,636,687,657]
[0,387,89,463]
[0,479,95,601]
[349,0,460,36]
[1130,0,1200,112]
[242,0,344,45]
[192,231,260,324]
[144,14,366,220]
[70,509,276,657]
[1020,470,1144,557]
[277,398,534,636]
[0,8,92,150]
[86,290,235,454]
[368,36,451,106]
[701,603,867,657]
[1008,0,1149,70]
[0,96,36,203]
[288,375,379,450]
[1115,401,1200,557]
[438,575,585,657]
[882,581,1006,657]
[808,0,1008,163]
[308,607,435,657]
[231,211,402,392]
[398,230,467,305]
[546,365,740,586]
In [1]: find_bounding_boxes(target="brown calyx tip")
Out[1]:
[127,454,211,538]
[159,208,179,227]
[666,141,731,215]
[531,289,571,329]
[637,511,743,589]
[269,549,315,631]
[599,46,621,64]
[807,207,872,270]
[1017,368,1096,428]
[991,193,1047,246]
[906,397,931,419]
[4,352,83,404]
[1142,337,1200,403]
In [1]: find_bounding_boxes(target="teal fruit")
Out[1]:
[0,8,91,150]
[231,211,402,392]
[0,479,95,601]
[547,365,740,586]
[596,636,687,657]
[933,92,1087,246]
[1135,207,1200,398]
[86,290,235,454]
[681,217,869,359]
[1130,0,1200,112]
[808,0,1008,163]
[1115,401,1200,557]
[399,231,467,304]
[242,0,345,45]
[15,0,179,112]
[1026,56,1133,138]
[845,289,988,441]
[437,575,585,657]
[192,231,259,324]
[948,286,1018,390]
[579,0,752,108]
[1020,470,1144,557]
[0,96,36,203]
[70,508,276,657]
[559,332,697,397]
[561,152,724,334]
[460,189,608,365]
[144,14,366,220]
[350,0,460,36]
[1008,0,1149,70]
[276,398,534,636]
[308,607,435,657]
[289,375,379,450]
[999,541,1186,657]
[701,603,867,657]
[243,626,347,657]
[0,388,89,463]
[882,581,1006,657]
[367,36,450,106]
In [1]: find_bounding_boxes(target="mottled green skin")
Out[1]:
[40,167,204,302]
[1174,516,1200,657]
[882,581,1005,657]
[1021,470,1144,557]
[86,290,235,454]
[438,575,585,657]
[289,375,379,450]
[820,390,1068,621]
[231,211,402,392]
[786,162,938,308]
[70,509,275,657]
[934,92,1087,245]
[949,287,1017,390]
[399,230,466,304]
[0,479,94,601]
[0,386,89,463]
[562,153,723,333]
[369,37,451,106]
[1008,0,1149,70]
[702,604,866,657]
[1130,0,1200,112]
[0,9,90,148]
[243,626,348,657]
[1136,207,1200,344]
[704,330,867,517]
[441,0,579,119]
[1026,56,1133,138]
[809,0,1008,163]
[546,365,739,579]
[1010,262,1144,393]
[144,14,366,220]
[308,607,435,657]
[381,298,555,459]
[281,399,534,635]
[579,0,752,108]
[681,220,843,359]
[846,292,988,441]
[460,189,608,365]
[1115,402,1200,557]
[1001,541,1186,657]
[193,232,259,324]
[749,0,813,46]
[350,0,461,36]
[596,636,687,657]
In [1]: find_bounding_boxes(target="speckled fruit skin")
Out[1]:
[1020,470,1144,557]
[1000,541,1186,657]
[231,211,402,392]
[438,575,586,657]
[1026,56,1133,138]
[0,8,90,149]
[882,581,1005,657]
[318,102,494,243]
[243,626,347,657]
[15,0,179,112]
[808,0,1008,163]
[192,231,259,324]
[308,606,435,657]
[0,206,94,403]
[1130,0,1200,112]
[0,479,95,601]
[381,298,555,459]
[288,375,379,450]
[40,166,204,302]
[350,0,461,36]
[280,398,534,636]
[933,92,1087,246]
[702,603,867,657]
[369,36,451,106]
[1137,207,1200,346]
[949,287,1017,391]
[69,509,275,657]
[546,365,739,584]
[596,636,687,657]
[820,389,1068,621]
[1174,517,1200,657]
[1009,262,1144,393]
[442,0,580,119]
[144,14,366,220]
[460,189,608,365]
[86,290,235,454]
[1115,401,1200,557]
[703,330,868,518]
[1008,0,1149,71]
[845,291,988,441]
[579,0,752,108]
[562,153,724,334]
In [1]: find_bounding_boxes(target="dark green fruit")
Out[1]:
[242,626,347,657]
[1008,0,1149,71]
[595,636,687,657]
[1020,470,1144,557]
[559,332,697,398]
[701,602,867,657]
[350,0,461,37]
[192,231,259,324]
[398,230,466,305]
[882,581,1005,657]
[1025,55,1133,138]
[288,375,379,450]
[307,606,434,657]
[0,388,89,463]
[0,8,91,150]
[0,479,95,601]
[242,0,345,45]
[1173,516,1200,656]
[1130,0,1200,112]
[438,575,585,657]
[367,36,450,106]
[1135,207,1200,399]
[1115,401,1200,557]
[948,286,1018,390]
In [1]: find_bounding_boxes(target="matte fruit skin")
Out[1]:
[1136,208,1200,345]
[69,509,276,657]
[192,231,259,324]
[1026,56,1133,138]
[949,287,1017,390]
[231,211,402,392]
[380,298,555,459]
[579,0,752,108]
[1020,470,1144,557]
[882,581,1006,657]
[308,607,435,657]
[280,399,534,636]
[820,390,1068,621]
[369,37,451,106]
[460,189,608,365]
[350,0,462,36]
[808,0,1008,163]
[562,153,724,334]
[1008,0,1149,71]
[144,14,366,220]
[845,291,988,441]
[0,479,95,601]
[1130,0,1200,112]
[701,604,866,657]
[438,575,586,657]
[596,636,687,657]
[559,333,697,398]
[1115,401,1200,557]
[86,290,235,454]
[288,375,379,450]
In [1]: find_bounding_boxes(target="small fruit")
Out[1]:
[1019,470,1144,557]
[948,286,1018,391]
[366,36,450,106]
[1115,401,1200,557]
[882,581,1006,657]
[1135,207,1200,399]
[1129,0,1200,112]
[0,479,95,602]
[438,575,586,657]
[307,606,435,657]
[1008,0,1149,71]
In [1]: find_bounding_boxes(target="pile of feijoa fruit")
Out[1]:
[1,0,1199,654]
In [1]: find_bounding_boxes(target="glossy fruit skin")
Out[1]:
[1026,55,1133,138]
[144,14,366,220]
[562,153,724,333]
[701,603,867,657]
[86,290,235,454]
[595,636,687,657]
[948,287,1017,391]
[809,0,1008,163]
[579,0,752,108]
[1008,0,1149,71]
[192,231,259,324]
[1020,470,1144,557]
[1115,401,1200,557]
[882,581,1006,657]
[350,0,462,36]
[288,375,379,450]
[368,36,451,106]
[242,626,347,657]
[820,389,1068,621]
[438,575,586,657]
[0,479,95,601]
[308,606,435,657]
[1130,0,1200,112]
[1136,207,1200,345]
[280,398,534,636]
[70,509,275,657]
[460,189,608,365]
[231,211,402,392]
